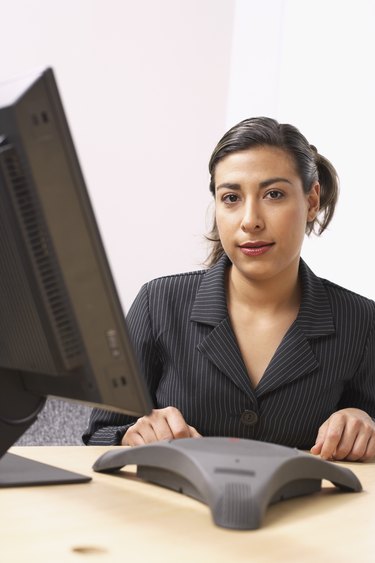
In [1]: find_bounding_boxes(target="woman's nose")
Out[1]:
[240,200,264,232]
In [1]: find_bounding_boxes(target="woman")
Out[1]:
[83,117,375,461]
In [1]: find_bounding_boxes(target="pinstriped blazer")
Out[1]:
[83,255,375,448]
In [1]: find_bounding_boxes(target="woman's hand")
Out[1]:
[310,408,375,461]
[122,406,201,446]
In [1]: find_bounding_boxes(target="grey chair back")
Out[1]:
[15,398,92,446]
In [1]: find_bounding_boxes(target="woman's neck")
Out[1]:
[226,259,302,315]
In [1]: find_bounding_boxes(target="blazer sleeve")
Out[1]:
[82,283,162,445]
[338,304,375,418]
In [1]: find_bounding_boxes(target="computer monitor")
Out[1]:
[0,67,153,486]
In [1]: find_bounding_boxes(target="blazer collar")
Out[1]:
[190,254,229,326]
[296,259,335,338]
[190,254,335,339]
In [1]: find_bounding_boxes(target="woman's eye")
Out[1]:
[222,193,239,204]
[266,190,283,200]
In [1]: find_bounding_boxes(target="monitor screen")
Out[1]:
[0,67,153,485]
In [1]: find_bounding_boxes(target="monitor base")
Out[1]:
[0,452,91,487]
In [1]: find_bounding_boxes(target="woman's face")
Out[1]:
[214,146,320,283]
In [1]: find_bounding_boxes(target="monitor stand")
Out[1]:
[0,452,91,487]
[0,371,91,487]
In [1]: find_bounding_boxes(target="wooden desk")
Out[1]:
[2,446,374,563]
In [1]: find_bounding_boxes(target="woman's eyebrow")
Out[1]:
[259,177,292,188]
[216,182,240,191]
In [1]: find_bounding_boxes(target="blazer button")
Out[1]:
[240,410,258,426]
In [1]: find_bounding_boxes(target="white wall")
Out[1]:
[228,0,375,299]
[1,0,374,306]
[0,0,235,310]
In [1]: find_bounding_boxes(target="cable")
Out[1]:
[0,396,46,426]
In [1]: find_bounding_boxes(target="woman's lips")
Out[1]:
[239,242,275,257]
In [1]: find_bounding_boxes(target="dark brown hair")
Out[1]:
[206,117,339,265]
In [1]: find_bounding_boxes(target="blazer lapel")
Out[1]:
[197,318,255,398]
[255,322,318,397]
[190,255,256,399]
[256,259,336,397]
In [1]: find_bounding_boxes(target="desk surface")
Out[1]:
[1,446,374,563]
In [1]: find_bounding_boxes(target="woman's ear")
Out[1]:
[307,182,320,222]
